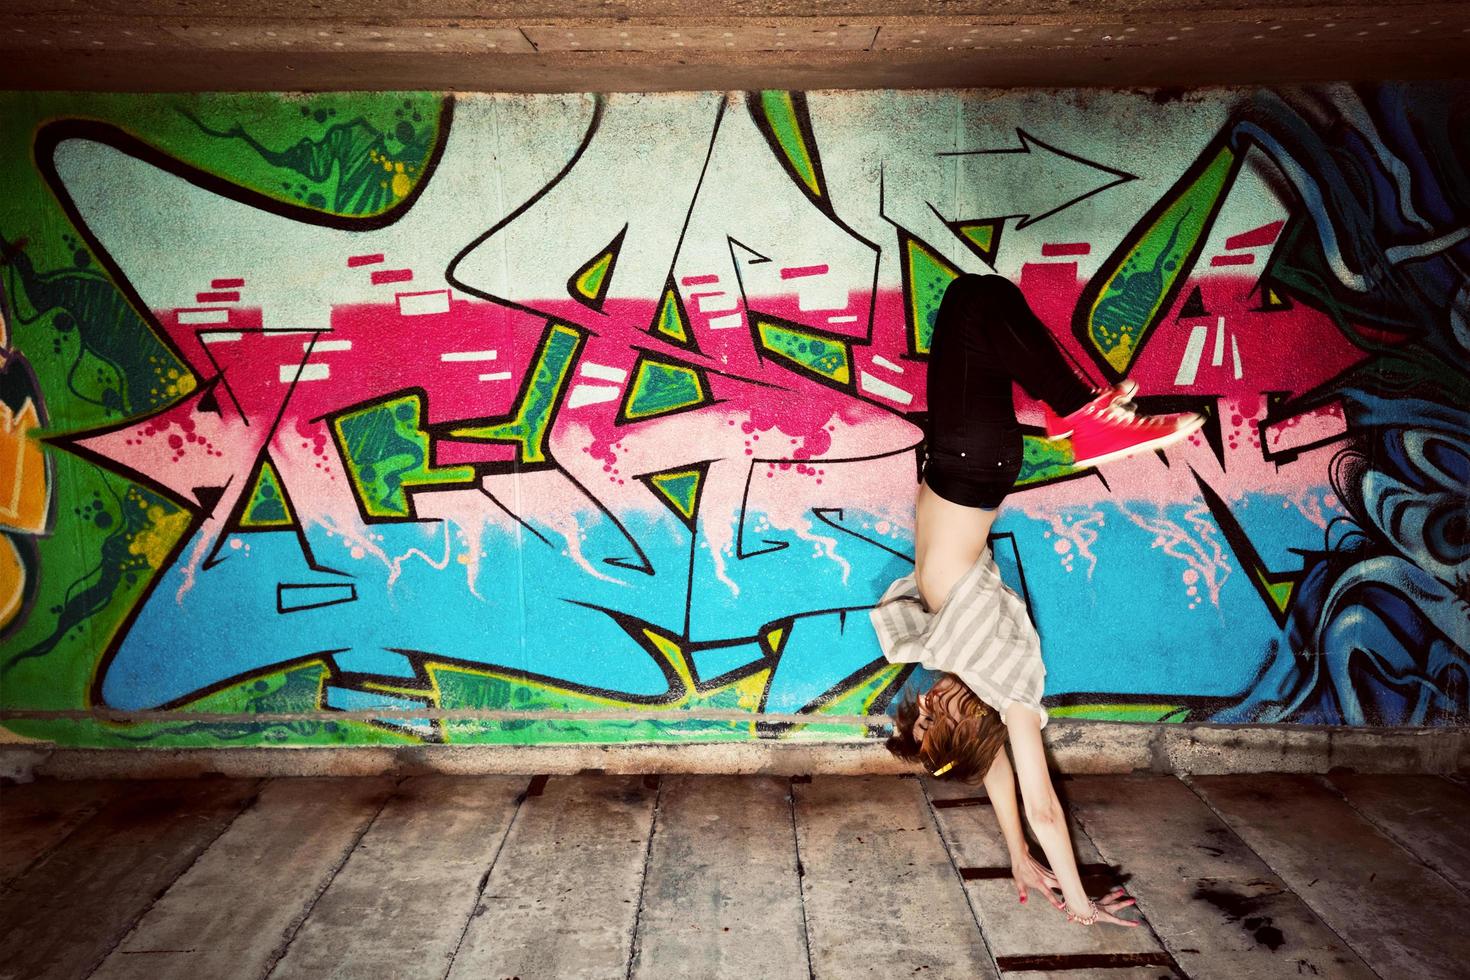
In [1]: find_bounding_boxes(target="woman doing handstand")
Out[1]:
[870,273,1203,928]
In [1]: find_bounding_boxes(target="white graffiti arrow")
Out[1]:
[940,129,1136,228]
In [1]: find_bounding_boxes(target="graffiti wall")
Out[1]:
[1,85,1466,748]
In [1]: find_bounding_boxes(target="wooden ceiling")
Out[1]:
[2,1,1466,91]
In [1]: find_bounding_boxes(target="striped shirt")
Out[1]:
[869,546,1049,728]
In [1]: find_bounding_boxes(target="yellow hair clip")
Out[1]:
[931,760,955,777]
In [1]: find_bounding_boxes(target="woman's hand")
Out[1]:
[1010,851,1063,909]
[1063,886,1141,928]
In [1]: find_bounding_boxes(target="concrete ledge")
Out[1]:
[6,721,1468,780]
[1154,724,1470,775]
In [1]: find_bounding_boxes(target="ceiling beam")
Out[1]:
[1,2,1465,91]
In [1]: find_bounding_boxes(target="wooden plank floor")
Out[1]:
[1066,773,1374,980]
[1,772,1464,979]
[923,773,1172,974]
[630,775,808,980]
[1191,773,1470,980]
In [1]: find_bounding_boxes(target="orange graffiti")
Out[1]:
[0,395,49,631]
[0,398,49,535]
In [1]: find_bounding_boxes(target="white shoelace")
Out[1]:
[1087,401,1148,427]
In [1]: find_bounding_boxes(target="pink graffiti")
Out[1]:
[82,230,1371,611]
[1024,505,1107,579]
[1120,501,1233,606]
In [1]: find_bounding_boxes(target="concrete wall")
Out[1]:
[1,84,1466,751]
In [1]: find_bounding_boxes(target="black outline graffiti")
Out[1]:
[444,95,605,320]
[32,103,455,711]
[1190,467,1305,629]
[736,443,924,560]
[928,203,1005,269]
[936,128,1137,230]
[277,581,359,614]
[1070,128,1245,383]
[566,223,628,313]
[1255,390,1353,466]
[614,350,716,427]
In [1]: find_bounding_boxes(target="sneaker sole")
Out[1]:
[1070,415,1206,468]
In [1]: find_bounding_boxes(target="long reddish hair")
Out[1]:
[885,676,1008,783]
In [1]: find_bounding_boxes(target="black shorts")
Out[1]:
[920,433,1025,510]
[923,275,1031,511]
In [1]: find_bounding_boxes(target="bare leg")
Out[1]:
[914,479,999,613]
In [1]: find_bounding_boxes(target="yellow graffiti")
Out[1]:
[370,149,415,199]
[0,536,23,629]
[147,354,197,400]
[0,398,49,535]
[127,499,191,570]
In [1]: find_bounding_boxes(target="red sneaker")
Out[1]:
[1043,380,1137,440]
[1067,402,1205,467]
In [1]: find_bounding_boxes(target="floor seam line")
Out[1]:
[259,776,403,980]
[1316,773,1470,901]
[1180,775,1387,980]
[788,776,816,980]
[2,788,117,892]
[440,775,535,980]
[1065,779,1190,979]
[623,776,663,980]
[85,777,267,980]
[919,776,1003,978]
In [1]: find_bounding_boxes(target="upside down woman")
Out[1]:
[870,273,1203,928]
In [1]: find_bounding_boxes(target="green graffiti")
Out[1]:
[0,92,449,748]
[644,466,705,528]
[335,394,474,519]
[1,474,184,692]
[2,661,417,747]
[574,253,612,299]
[621,356,710,420]
[810,661,903,717]
[425,616,775,744]
[651,279,693,347]
[950,219,1004,266]
[757,91,823,198]
[448,322,584,464]
[1046,703,1192,723]
[1,236,186,426]
[176,94,442,215]
[240,459,293,528]
[754,317,852,386]
[1015,434,1087,487]
[902,232,961,356]
[567,227,624,311]
[1079,141,1239,375]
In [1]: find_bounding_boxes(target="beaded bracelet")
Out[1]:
[1061,899,1100,925]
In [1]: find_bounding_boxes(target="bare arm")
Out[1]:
[1004,704,1137,926]
[982,748,1063,908]
[980,749,1026,856]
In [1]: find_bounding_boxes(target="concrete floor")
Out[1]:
[2,772,1468,979]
